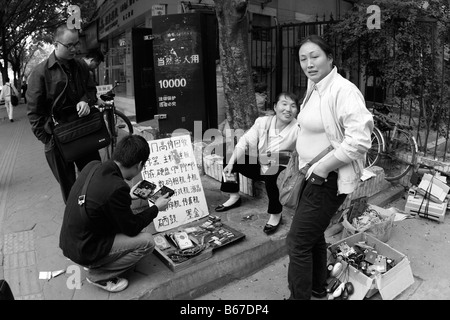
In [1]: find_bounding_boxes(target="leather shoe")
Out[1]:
[263,215,282,234]
[215,198,241,212]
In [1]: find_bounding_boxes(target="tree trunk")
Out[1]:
[213,0,258,131]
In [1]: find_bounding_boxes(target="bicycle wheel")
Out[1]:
[365,127,384,168]
[99,110,133,161]
[378,129,416,181]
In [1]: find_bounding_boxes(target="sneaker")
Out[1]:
[86,277,129,293]
[10,119,14,122]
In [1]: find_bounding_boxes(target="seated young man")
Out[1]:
[59,134,171,293]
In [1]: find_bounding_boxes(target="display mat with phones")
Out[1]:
[148,185,175,203]
[153,215,245,272]
[133,180,157,199]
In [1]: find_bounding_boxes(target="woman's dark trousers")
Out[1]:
[220,153,285,214]
[286,171,346,299]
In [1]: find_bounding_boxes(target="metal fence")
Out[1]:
[250,21,337,107]
[250,20,450,163]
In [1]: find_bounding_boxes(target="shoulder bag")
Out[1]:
[51,92,111,162]
[9,84,18,106]
[53,109,111,162]
[277,145,333,210]
[78,161,101,224]
[51,68,111,162]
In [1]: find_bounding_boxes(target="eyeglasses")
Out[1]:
[56,41,81,50]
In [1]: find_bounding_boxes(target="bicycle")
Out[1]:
[94,81,134,161]
[365,104,418,181]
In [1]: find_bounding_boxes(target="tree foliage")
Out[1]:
[326,0,450,134]
[328,0,450,103]
[0,0,96,84]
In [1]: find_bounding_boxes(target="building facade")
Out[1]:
[83,0,353,123]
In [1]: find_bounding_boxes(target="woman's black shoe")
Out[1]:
[263,215,282,234]
[215,198,241,212]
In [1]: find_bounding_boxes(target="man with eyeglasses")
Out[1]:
[26,23,100,203]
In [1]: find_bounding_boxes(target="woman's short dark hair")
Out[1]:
[274,92,299,109]
[299,34,334,62]
[112,135,150,168]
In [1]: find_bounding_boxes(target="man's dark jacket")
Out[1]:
[26,51,97,152]
[59,160,159,266]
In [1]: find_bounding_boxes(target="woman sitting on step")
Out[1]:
[214,92,300,235]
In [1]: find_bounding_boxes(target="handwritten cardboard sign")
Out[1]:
[141,135,209,232]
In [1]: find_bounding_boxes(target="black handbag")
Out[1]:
[53,110,111,162]
[10,94,18,106]
[8,84,18,106]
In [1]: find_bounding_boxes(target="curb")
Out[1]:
[367,184,405,207]
[139,236,288,300]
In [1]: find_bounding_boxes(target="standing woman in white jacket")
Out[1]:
[286,35,374,300]
[0,77,19,122]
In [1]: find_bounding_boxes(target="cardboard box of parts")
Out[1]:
[404,194,447,223]
[327,232,414,300]
[417,173,450,204]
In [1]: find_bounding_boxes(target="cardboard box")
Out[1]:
[417,173,450,204]
[404,194,447,223]
[328,232,414,300]
[341,203,396,243]
[203,154,224,181]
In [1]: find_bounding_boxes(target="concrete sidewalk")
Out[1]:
[1,104,447,300]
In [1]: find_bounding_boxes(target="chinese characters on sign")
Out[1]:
[141,135,209,232]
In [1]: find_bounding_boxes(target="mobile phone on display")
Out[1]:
[133,180,157,199]
[149,185,175,203]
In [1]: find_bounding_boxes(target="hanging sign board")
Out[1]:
[152,4,167,16]
[96,84,113,98]
[141,135,209,232]
[152,13,207,134]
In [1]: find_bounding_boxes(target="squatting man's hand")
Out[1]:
[130,181,143,200]
[154,193,170,211]
[76,101,91,117]
[129,181,171,211]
